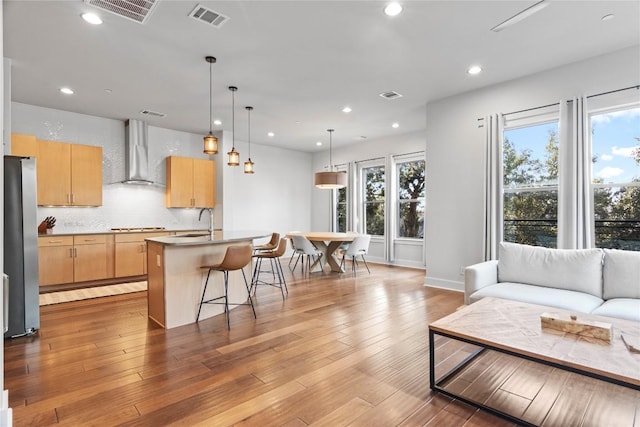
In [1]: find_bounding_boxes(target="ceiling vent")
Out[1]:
[84,0,159,24]
[379,91,403,100]
[188,4,230,28]
[140,109,166,118]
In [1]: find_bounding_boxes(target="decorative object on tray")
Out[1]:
[540,312,613,342]
[621,333,640,353]
[37,216,56,235]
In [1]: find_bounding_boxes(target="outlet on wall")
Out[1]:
[460,266,465,276]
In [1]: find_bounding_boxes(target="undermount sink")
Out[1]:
[172,233,209,238]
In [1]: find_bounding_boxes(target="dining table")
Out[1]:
[286,231,360,273]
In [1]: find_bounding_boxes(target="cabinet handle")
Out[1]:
[74,248,77,257]
[48,240,63,243]
[83,238,96,242]
[69,248,74,258]
[66,194,71,204]
[72,194,76,204]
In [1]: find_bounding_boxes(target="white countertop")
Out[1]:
[145,230,271,246]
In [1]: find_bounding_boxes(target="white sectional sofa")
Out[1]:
[464,242,640,322]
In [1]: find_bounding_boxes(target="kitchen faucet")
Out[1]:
[199,208,215,239]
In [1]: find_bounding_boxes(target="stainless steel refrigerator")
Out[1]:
[4,155,39,338]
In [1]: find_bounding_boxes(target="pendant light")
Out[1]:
[203,56,218,155]
[244,106,255,174]
[227,86,240,166]
[314,129,347,189]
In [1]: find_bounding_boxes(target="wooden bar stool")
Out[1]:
[197,245,256,330]
[251,238,288,299]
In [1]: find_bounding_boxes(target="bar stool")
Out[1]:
[197,245,256,330]
[251,238,288,299]
[253,232,280,252]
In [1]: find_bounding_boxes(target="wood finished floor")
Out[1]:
[4,262,633,426]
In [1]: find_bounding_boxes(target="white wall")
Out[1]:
[11,102,312,238]
[425,46,640,291]
[222,134,313,249]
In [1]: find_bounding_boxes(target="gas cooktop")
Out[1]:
[110,227,166,233]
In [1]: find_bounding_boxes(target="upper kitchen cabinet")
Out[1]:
[11,133,38,157]
[37,140,103,206]
[165,156,215,208]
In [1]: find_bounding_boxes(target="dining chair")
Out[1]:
[197,245,256,330]
[291,235,323,275]
[340,234,371,274]
[251,238,288,299]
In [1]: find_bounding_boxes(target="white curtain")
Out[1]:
[483,114,503,260]
[558,97,593,249]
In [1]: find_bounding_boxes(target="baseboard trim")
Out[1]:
[424,276,464,292]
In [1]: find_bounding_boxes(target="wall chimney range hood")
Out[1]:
[123,119,155,185]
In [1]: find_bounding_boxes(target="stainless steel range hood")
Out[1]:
[123,119,154,185]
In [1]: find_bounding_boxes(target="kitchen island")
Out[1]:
[145,230,270,329]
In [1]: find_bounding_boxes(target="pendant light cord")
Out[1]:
[247,107,251,158]
[231,88,236,149]
[209,61,213,133]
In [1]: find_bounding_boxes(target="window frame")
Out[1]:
[394,154,425,240]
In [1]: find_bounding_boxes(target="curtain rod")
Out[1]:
[477,84,639,125]
[586,84,639,99]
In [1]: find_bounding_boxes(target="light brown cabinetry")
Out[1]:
[114,232,171,277]
[38,236,74,286]
[38,234,113,286]
[37,140,102,206]
[166,156,215,208]
[10,133,38,157]
[73,235,111,282]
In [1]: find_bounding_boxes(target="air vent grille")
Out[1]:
[84,0,159,24]
[379,91,403,100]
[188,4,230,28]
[140,109,166,118]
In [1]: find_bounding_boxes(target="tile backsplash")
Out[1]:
[37,184,221,234]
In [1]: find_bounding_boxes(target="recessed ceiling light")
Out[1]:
[467,65,482,75]
[104,88,112,93]
[267,132,275,137]
[601,14,615,21]
[392,122,400,129]
[342,106,352,113]
[384,2,403,17]
[213,119,222,126]
[316,141,323,146]
[59,87,74,95]
[81,12,102,25]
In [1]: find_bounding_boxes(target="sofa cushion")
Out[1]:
[469,282,604,314]
[498,242,603,298]
[590,298,640,322]
[603,249,640,300]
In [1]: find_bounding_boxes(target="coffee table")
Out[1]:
[429,297,640,426]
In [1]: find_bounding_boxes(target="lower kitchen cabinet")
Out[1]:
[114,232,171,277]
[73,235,111,282]
[38,236,74,286]
[38,234,114,286]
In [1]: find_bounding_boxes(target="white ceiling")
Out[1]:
[4,1,640,151]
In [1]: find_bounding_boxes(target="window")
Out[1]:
[503,120,559,248]
[363,165,385,236]
[336,186,347,232]
[591,106,640,250]
[397,159,425,238]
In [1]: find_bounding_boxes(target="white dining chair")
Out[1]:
[340,234,371,274]
[291,235,323,275]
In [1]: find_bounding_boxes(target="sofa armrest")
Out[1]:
[464,260,499,305]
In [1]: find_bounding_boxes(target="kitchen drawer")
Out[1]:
[115,232,167,243]
[73,234,108,245]
[38,236,74,247]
